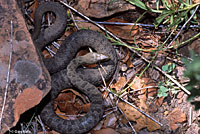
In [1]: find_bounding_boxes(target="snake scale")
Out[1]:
[32,2,117,134]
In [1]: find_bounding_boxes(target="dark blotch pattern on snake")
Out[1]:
[32,2,118,134]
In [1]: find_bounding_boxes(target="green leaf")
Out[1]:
[158,85,168,98]
[125,0,148,11]
[162,63,175,73]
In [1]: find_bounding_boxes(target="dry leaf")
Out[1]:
[130,76,147,100]
[148,102,158,113]
[74,16,101,32]
[74,0,136,18]
[55,89,89,116]
[146,117,161,132]
[55,108,68,119]
[93,128,117,134]
[121,47,130,63]
[167,108,187,130]
[105,18,140,42]
[130,76,143,90]
[110,77,127,92]
[137,34,161,47]
[118,101,161,132]
[127,57,133,68]
[56,92,82,115]
[194,0,200,3]
[155,97,164,107]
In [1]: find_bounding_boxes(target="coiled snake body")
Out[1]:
[32,2,117,134]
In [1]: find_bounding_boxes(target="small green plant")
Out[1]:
[158,83,168,97]
[183,52,200,110]
[158,80,179,98]
[125,0,200,28]
[162,63,176,73]
[157,63,177,98]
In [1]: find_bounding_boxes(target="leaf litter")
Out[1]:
[17,0,200,134]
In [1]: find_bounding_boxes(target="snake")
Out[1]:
[32,1,118,134]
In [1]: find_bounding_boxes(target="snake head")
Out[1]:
[82,52,110,64]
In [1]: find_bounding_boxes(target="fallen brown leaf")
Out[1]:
[118,101,161,132]
[55,89,89,116]
[93,128,116,134]
[110,77,127,92]
[130,76,147,100]
[177,91,184,99]
[167,108,187,130]
[155,97,164,107]
[105,18,140,42]
[74,0,136,18]
[127,57,134,68]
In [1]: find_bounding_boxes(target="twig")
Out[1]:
[68,2,79,30]
[52,42,60,49]
[0,20,13,130]
[132,86,158,92]
[73,20,200,28]
[167,5,199,48]
[36,115,46,134]
[188,106,192,126]
[119,85,158,98]
[122,97,163,126]
[103,107,118,118]
[117,100,137,134]
[45,46,56,56]
[98,68,107,88]
[59,0,190,95]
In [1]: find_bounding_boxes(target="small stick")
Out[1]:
[52,41,60,49]
[73,20,200,28]
[121,98,163,126]
[117,100,137,134]
[36,115,46,134]
[103,107,118,118]
[0,20,14,130]
[45,46,56,56]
